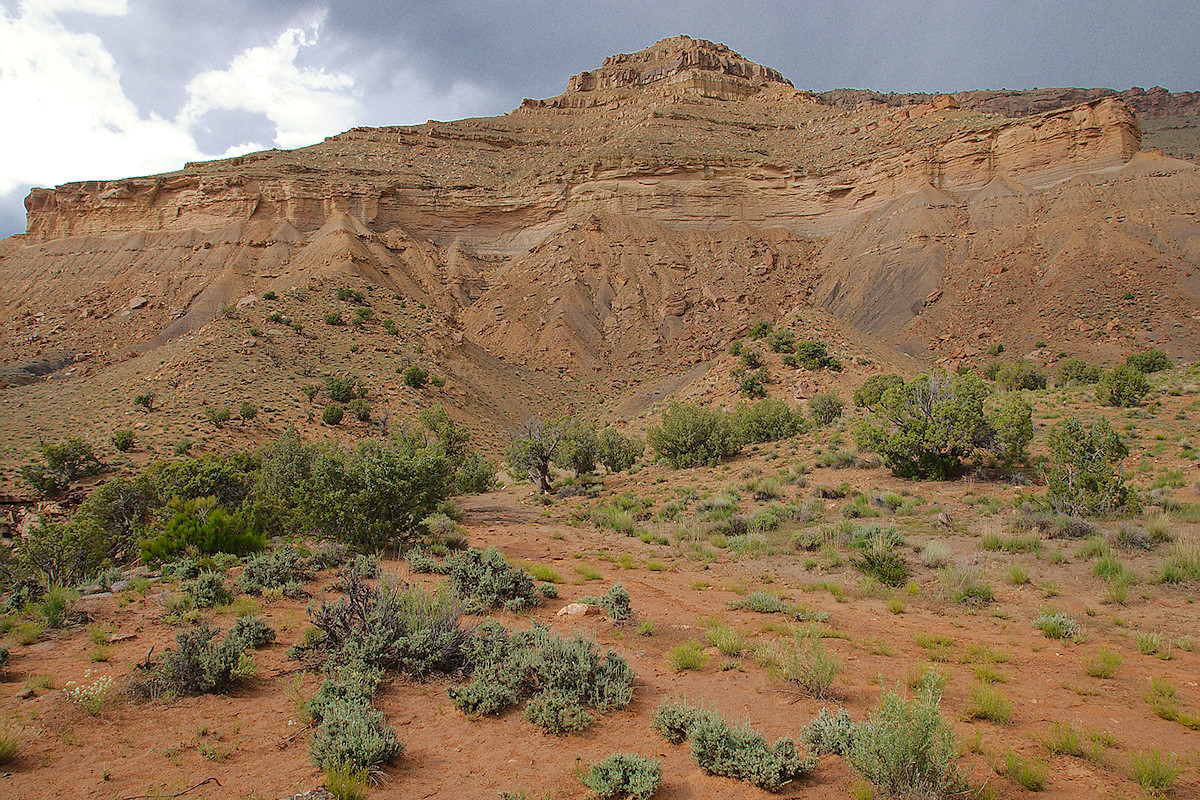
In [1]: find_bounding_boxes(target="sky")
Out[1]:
[1,0,1197,237]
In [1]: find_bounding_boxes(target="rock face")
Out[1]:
[1,34,1198,392]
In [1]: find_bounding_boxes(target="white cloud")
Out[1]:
[0,2,199,193]
[179,26,359,150]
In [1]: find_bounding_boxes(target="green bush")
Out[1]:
[599,583,632,620]
[986,394,1034,466]
[766,328,795,353]
[324,311,345,326]
[582,753,662,800]
[854,370,994,479]
[22,437,102,493]
[206,407,232,427]
[240,545,312,595]
[652,696,720,744]
[596,427,643,473]
[688,712,817,792]
[447,621,634,734]
[804,707,855,755]
[239,402,258,421]
[302,575,471,677]
[1043,416,1133,515]
[309,698,403,773]
[140,496,266,563]
[794,340,842,371]
[133,623,257,696]
[1126,349,1171,374]
[847,691,960,799]
[1056,358,1101,386]
[19,515,108,587]
[854,374,904,410]
[229,614,276,649]
[446,547,541,613]
[326,375,365,402]
[507,416,577,493]
[748,321,773,340]
[554,422,599,477]
[852,535,909,587]
[301,436,457,551]
[322,403,344,425]
[781,635,840,698]
[647,402,740,468]
[402,365,429,388]
[732,399,806,444]
[1096,365,1149,407]
[736,367,769,398]
[346,398,370,422]
[993,359,1047,390]
[809,392,843,426]
[111,429,136,452]
[183,571,232,608]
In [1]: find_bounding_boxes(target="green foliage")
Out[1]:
[302,436,457,551]
[326,375,365,402]
[240,545,311,595]
[852,534,909,587]
[229,614,275,649]
[206,407,232,427]
[419,404,498,493]
[134,392,155,410]
[599,583,632,620]
[1126,349,1171,374]
[993,359,1048,390]
[794,340,842,371]
[446,547,541,614]
[782,635,840,698]
[596,427,643,473]
[766,328,796,353]
[688,712,817,792]
[1043,415,1132,515]
[853,370,993,479]
[1003,751,1047,791]
[309,695,403,773]
[809,392,844,426]
[324,311,345,326]
[555,422,599,477]
[987,393,1034,466]
[748,321,773,340]
[1033,611,1080,640]
[134,623,257,696]
[19,515,109,587]
[183,571,232,608]
[1128,749,1183,793]
[652,696,720,744]
[336,287,365,303]
[1056,358,1101,386]
[732,399,806,444]
[667,640,708,672]
[303,575,471,677]
[447,621,634,734]
[238,401,258,421]
[507,416,577,493]
[148,451,257,507]
[854,374,904,410]
[847,691,960,799]
[647,402,740,468]
[111,429,136,452]
[0,726,14,766]
[1096,365,1149,407]
[140,496,266,563]
[582,753,662,800]
[22,437,102,493]
[804,707,855,755]
[735,367,769,397]
[402,365,429,388]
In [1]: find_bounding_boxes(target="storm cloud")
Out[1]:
[2,0,1198,236]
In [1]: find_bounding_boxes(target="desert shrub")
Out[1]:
[301,436,456,551]
[942,566,994,606]
[595,427,643,473]
[794,340,842,371]
[688,712,817,792]
[1126,349,1171,374]
[582,753,662,800]
[854,374,904,410]
[22,437,102,493]
[809,392,844,426]
[240,545,312,595]
[206,407,232,427]
[986,393,1034,466]
[402,365,429,388]
[599,583,632,620]
[735,367,768,397]
[324,311,345,326]
[336,287,365,303]
[766,328,796,353]
[652,696,720,744]
[133,623,257,696]
[1003,751,1047,791]
[309,698,403,773]
[111,429,136,452]
[1056,358,1101,386]
[18,515,109,587]
[554,422,599,477]
[1043,415,1133,515]
[0,725,13,766]
[1096,365,1149,407]
[149,451,258,507]
[993,359,1047,391]
[238,402,258,422]
[507,416,578,493]
[748,321,773,340]
[322,403,344,426]
[417,404,498,493]
[782,635,840,698]
[966,683,1012,722]
[346,398,370,422]
[447,621,633,733]
[732,399,806,444]
[140,496,266,562]
[229,614,276,649]
[1033,611,1080,640]
[740,348,764,369]
[847,690,959,798]
[854,370,993,479]
[74,475,157,564]
[183,572,232,608]
[325,375,365,403]
[446,547,541,613]
[1129,749,1184,793]
[805,707,855,755]
[647,402,740,468]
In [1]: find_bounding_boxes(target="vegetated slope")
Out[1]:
[1,34,1198,470]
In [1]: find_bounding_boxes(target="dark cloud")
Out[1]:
[190,108,277,154]
[0,189,28,238]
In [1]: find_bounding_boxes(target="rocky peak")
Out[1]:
[523,35,791,108]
